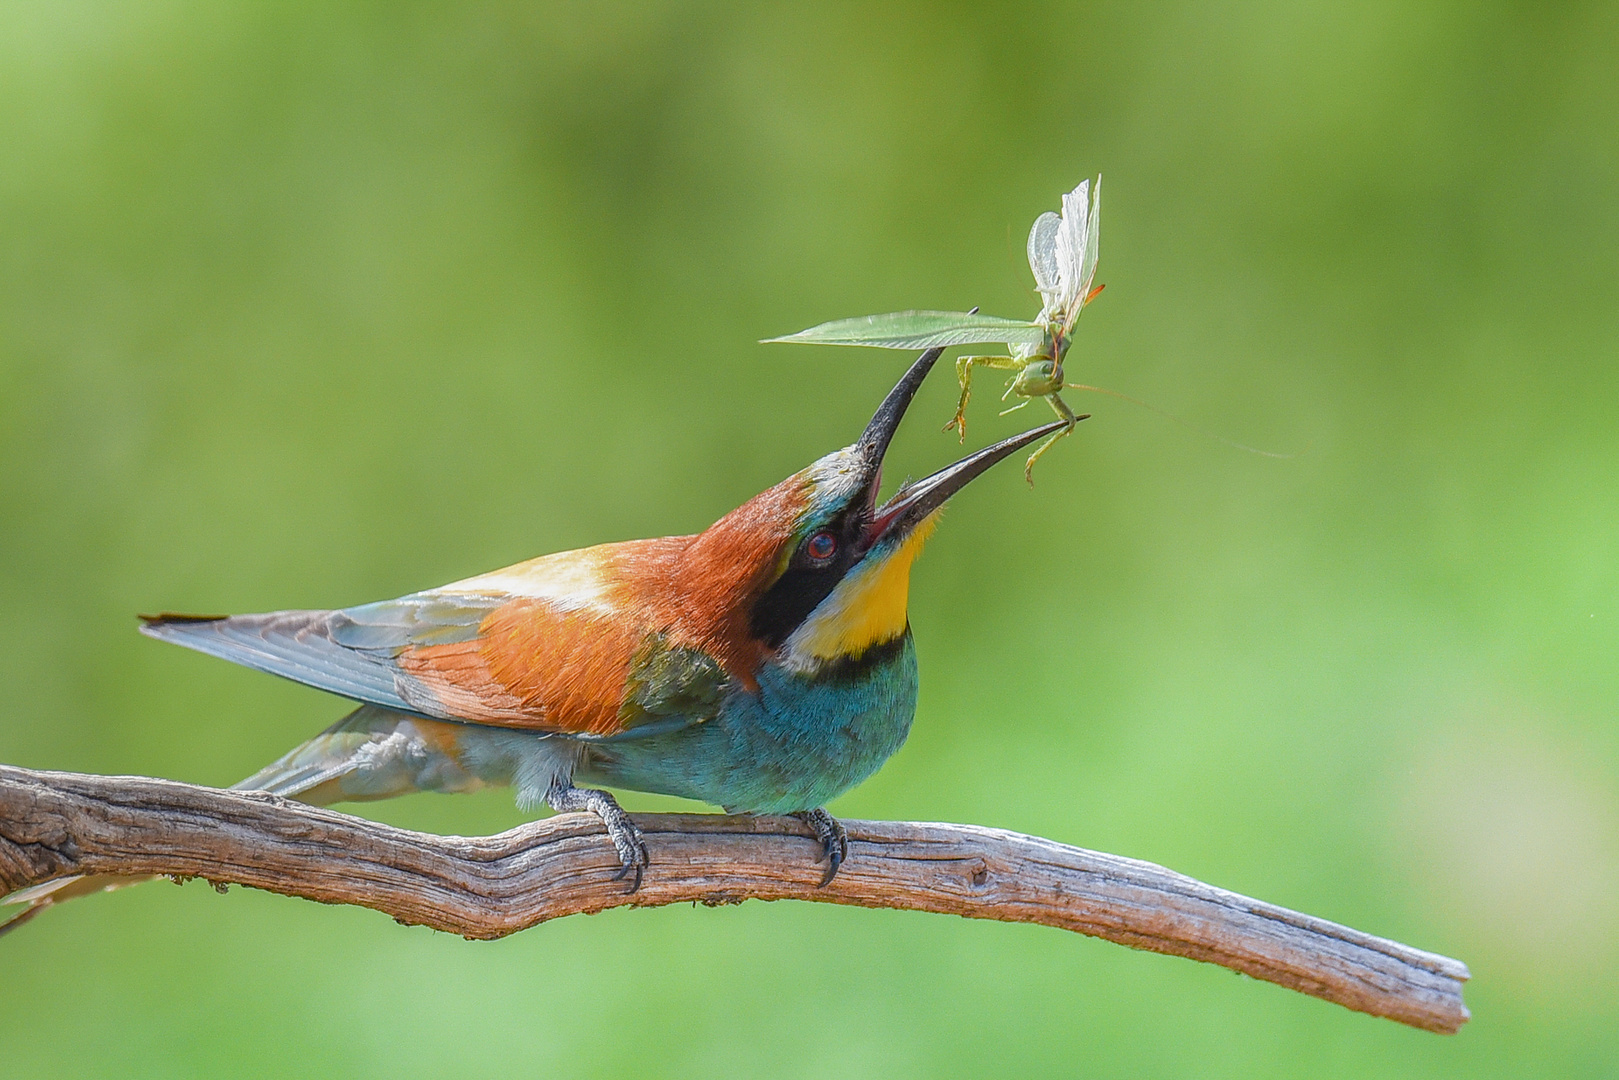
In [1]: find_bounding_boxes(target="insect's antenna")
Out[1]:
[1064,383,1304,459]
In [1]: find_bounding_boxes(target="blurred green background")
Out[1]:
[2,1,1616,1076]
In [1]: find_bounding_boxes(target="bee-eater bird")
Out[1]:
[1,349,1079,930]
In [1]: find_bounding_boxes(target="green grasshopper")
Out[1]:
[766,177,1103,482]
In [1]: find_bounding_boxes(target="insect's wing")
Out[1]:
[1079,176,1101,304]
[763,310,1045,349]
[1056,176,1101,329]
[1054,180,1089,311]
[1027,212,1062,304]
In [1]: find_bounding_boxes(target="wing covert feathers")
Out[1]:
[140,512,807,736]
[139,601,660,735]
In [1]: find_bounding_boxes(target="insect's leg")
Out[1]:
[944,355,1024,441]
[1023,391,1081,485]
[944,355,983,441]
[1046,390,1079,425]
[998,400,1030,417]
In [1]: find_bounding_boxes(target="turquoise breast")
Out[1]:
[576,633,918,813]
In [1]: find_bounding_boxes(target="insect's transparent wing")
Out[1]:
[1055,176,1102,329]
[763,310,1045,349]
[1054,179,1090,314]
[1027,211,1062,303]
[1079,176,1101,305]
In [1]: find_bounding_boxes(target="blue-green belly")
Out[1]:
[576,634,918,813]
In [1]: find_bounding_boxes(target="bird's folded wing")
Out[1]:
[141,588,728,738]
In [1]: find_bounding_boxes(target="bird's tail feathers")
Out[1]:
[0,873,142,938]
[231,704,490,805]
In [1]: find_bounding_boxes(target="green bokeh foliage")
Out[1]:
[2,2,1616,1076]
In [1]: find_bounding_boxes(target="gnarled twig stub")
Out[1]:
[0,764,1469,1033]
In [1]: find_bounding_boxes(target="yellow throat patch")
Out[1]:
[783,509,941,668]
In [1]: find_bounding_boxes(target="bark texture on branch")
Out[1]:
[0,764,1469,1033]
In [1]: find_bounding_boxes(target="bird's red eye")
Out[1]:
[806,531,837,562]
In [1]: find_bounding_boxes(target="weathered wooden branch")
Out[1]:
[0,764,1468,1033]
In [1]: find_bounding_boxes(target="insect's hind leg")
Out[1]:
[944,355,1024,441]
[1021,391,1088,484]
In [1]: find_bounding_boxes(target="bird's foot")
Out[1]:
[790,808,849,887]
[546,782,649,893]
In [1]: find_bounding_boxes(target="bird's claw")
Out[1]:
[608,833,651,893]
[791,808,849,887]
[547,780,649,894]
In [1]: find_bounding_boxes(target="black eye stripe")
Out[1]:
[749,515,866,649]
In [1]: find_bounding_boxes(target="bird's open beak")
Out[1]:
[852,348,1087,551]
